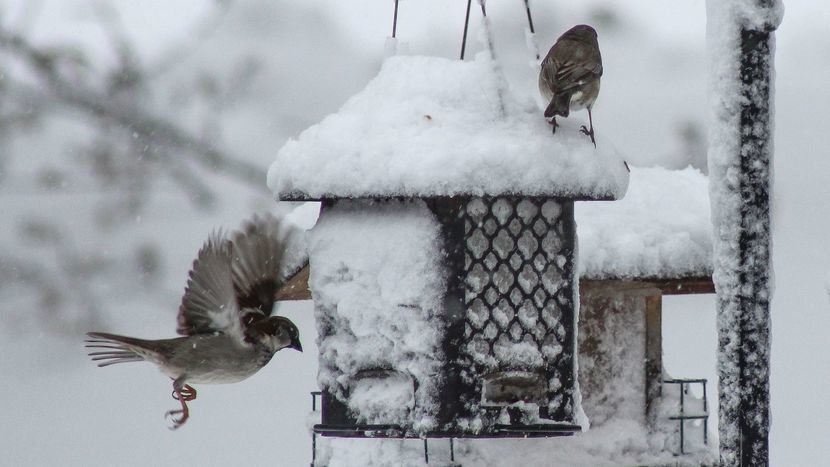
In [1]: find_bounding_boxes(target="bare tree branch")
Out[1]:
[0,28,268,191]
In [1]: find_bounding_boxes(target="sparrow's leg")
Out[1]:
[548,116,559,135]
[172,384,198,402]
[165,378,191,430]
[580,108,597,148]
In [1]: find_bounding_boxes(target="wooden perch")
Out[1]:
[276,264,311,301]
[274,264,714,304]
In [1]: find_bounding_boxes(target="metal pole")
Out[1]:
[702,380,709,445]
[679,383,686,454]
[734,22,773,465]
[311,433,316,467]
[310,392,320,467]
[709,1,780,465]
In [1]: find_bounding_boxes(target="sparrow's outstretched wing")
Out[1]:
[176,232,246,344]
[230,213,288,317]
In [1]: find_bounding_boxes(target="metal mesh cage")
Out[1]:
[313,196,579,437]
[457,196,577,423]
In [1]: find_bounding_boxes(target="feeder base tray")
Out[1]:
[312,423,581,438]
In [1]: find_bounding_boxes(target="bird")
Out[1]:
[538,24,603,147]
[85,213,302,429]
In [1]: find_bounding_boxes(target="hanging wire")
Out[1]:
[460,0,473,59]
[523,0,536,34]
[460,0,488,60]
[457,0,541,61]
[392,0,399,38]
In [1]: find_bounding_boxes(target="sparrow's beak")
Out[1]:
[290,338,303,353]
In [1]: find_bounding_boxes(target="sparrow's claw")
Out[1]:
[167,383,193,429]
[548,117,558,135]
[165,409,189,430]
[580,125,597,148]
[165,397,190,430]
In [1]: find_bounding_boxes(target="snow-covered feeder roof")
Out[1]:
[268,53,629,200]
[577,166,712,280]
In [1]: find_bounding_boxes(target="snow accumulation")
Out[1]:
[268,53,629,200]
[308,199,446,430]
[288,166,713,282]
[317,418,714,467]
[577,166,712,280]
[726,0,784,31]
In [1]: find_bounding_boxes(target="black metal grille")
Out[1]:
[458,196,576,421]
[664,378,709,455]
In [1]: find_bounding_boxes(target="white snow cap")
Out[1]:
[268,53,629,200]
[578,166,712,280]
[308,199,446,430]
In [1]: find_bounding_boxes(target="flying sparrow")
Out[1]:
[85,214,302,429]
[539,24,603,147]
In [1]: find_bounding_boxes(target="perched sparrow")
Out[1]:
[538,24,603,147]
[85,214,302,429]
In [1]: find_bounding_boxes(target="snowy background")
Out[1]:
[1,0,828,465]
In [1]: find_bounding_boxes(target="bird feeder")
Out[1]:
[268,53,629,439]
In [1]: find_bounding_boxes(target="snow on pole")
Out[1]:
[706,0,782,466]
[523,0,541,61]
[384,0,407,58]
[475,0,506,117]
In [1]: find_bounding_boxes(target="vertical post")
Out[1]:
[679,382,686,454]
[734,22,773,466]
[427,197,471,427]
[702,380,709,445]
[310,391,321,467]
[644,293,663,424]
[708,1,780,466]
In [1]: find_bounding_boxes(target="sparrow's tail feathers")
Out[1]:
[85,332,147,367]
[544,92,572,119]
